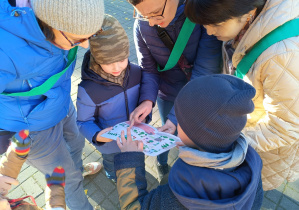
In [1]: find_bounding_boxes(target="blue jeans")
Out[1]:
[102,153,119,180]
[156,97,177,166]
[26,102,92,210]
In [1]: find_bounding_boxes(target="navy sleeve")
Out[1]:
[167,26,222,124]
[134,20,160,104]
[76,86,102,142]
[191,26,222,79]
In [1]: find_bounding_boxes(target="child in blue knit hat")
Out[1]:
[114,74,263,210]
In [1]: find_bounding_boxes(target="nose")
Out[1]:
[204,25,215,36]
[79,40,89,49]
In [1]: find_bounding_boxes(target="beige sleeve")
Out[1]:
[0,147,26,179]
[45,185,66,210]
[243,47,299,152]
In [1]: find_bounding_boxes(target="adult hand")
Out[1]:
[129,100,153,127]
[0,197,10,210]
[96,127,114,143]
[0,174,19,196]
[117,128,143,152]
[132,123,155,135]
[158,119,176,135]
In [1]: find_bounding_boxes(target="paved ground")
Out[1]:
[4,0,299,209]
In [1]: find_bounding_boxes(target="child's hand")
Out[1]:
[117,128,143,152]
[176,141,185,149]
[96,127,113,142]
[46,166,65,187]
[0,175,19,196]
[11,130,30,158]
[0,197,10,210]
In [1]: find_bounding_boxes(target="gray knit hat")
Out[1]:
[31,0,104,35]
[175,75,256,153]
[89,14,129,64]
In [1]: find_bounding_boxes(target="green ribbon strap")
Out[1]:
[235,19,299,79]
[2,46,78,97]
[158,18,196,72]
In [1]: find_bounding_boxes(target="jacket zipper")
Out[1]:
[122,66,130,120]
[100,65,131,120]
[122,87,130,120]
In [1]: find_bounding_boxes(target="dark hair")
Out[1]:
[36,18,55,41]
[185,0,266,25]
[127,0,143,6]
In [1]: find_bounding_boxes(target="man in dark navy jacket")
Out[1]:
[128,0,223,180]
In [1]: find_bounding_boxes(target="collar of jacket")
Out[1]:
[231,0,299,67]
[168,146,262,209]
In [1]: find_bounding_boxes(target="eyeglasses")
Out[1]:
[133,0,167,21]
[59,29,102,47]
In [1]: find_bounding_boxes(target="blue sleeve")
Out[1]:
[0,49,17,93]
[76,86,101,142]
[167,106,177,126]
[191,26,222,80]
[134,20,160,104]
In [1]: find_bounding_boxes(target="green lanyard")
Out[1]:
[158,18,196,72]
[235,19,299,79]
[2,46,78,97]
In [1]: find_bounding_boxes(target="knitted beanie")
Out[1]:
[89,14,129,65]
[31,0,105,35]
[175,75,256,153]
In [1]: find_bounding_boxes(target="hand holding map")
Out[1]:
[117,128,144,153]
[101,121,181,156]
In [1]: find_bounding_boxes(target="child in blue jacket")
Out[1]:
[76,15,145,182]
[115,75,263,209]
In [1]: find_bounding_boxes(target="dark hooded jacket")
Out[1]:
[76,51,142,154]
[114,146,263,209]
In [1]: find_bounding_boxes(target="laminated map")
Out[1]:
[101,121,181,156]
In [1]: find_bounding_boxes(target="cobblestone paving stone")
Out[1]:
[3,0,299,209]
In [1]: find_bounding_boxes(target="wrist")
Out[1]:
[143,100,154,107]
[92,132,105,146]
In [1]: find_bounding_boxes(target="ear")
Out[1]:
[246,8,257,22]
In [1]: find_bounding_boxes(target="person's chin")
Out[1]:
[216,36,233,42]
[157,21,169,28]
[52,42,71,50]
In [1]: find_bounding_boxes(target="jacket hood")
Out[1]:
[168,147,262,209]
[0,0,61,53]
[81,50,111,85]
[232,0,299,67]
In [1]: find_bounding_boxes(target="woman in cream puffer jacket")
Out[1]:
[185,0,299,191]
